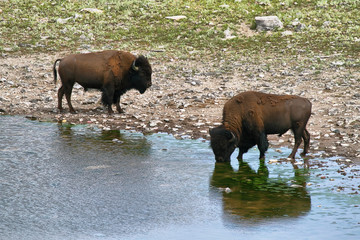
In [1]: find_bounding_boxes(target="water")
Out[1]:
[0,116,359,240]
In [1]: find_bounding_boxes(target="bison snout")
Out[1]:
[216,156,228,163]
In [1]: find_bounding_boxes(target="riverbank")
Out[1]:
[1,52,359,163]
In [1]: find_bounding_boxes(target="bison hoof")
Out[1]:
[300,152,307,157]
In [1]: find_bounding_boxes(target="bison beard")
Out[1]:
[210,91,311,163]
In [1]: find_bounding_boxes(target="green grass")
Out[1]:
[0,0,359,61]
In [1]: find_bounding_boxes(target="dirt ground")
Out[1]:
[0,51,359,163]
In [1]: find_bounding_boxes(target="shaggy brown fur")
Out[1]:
[53,50,152,114]
[210,91,311,162]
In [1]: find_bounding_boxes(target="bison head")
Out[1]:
[209,127,237,162]
[130,55,152,94]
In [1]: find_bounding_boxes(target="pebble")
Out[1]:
[268,159,278,164]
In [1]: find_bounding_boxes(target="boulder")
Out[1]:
[255,16,283,31]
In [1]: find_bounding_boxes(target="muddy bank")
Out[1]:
[0,52,359,162]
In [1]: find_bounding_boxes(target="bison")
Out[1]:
[53,50,152,114]
[209,91,311,162]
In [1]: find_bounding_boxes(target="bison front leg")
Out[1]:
[101,84,115,114]
[257,132,269,160]
[114,91,124,113]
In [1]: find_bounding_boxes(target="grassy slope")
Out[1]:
[0,0,359,63]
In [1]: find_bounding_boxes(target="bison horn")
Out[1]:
[230,131,237,143]
[132,60,139,71]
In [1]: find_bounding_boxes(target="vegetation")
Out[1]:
[1,0,359,61]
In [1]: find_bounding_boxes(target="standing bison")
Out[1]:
[53,50,152,114]
[209,91,311,162]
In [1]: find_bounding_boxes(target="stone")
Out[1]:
[282,30,293,36]
[57,17,73,24]
[165,15,187,21]
[255,16,283,31]
[81,8,103,14]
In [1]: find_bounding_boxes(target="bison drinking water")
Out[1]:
[53,50,152,114]
[209,91,311,162]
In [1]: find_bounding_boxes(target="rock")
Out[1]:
[282,30,293,36]
[57,17,73,24]
[255,16,283,31]
[81,8,103,14]
[331,61,345,66]
[165,15,187,21]
[322,21,331,28]
[223,28,236,40]
[268,159,278,164]
[291,20,306,31]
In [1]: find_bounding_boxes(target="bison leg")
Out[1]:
[113,91,124,113]
[300,128,310,157]
[101,85,115,114]
[258,132,269,160]
[57,85,65,112]
[288,124,305,159]
[62,84,76,114]
[237,149,245,162]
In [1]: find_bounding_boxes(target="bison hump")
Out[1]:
[108,51,136,79]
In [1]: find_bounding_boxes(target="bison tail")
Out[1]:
[53,59,62,85]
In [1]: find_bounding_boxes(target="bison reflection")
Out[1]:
[210,162,311,222]
[57,125,151,156]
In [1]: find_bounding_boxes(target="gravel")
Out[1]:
[0,52,359,162]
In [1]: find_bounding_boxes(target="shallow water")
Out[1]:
[0,116,359,240]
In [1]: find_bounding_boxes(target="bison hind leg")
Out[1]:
[300,128,310,157]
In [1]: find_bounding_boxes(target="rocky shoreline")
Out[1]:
[1,52,359,163]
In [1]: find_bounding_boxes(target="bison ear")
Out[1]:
[132,59,139,71]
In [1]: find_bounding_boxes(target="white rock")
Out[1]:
[165,15,187,21]
[57,17,73,24]
[282,30,293,36]
[82,8,103,14]
[255,16,283,31]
